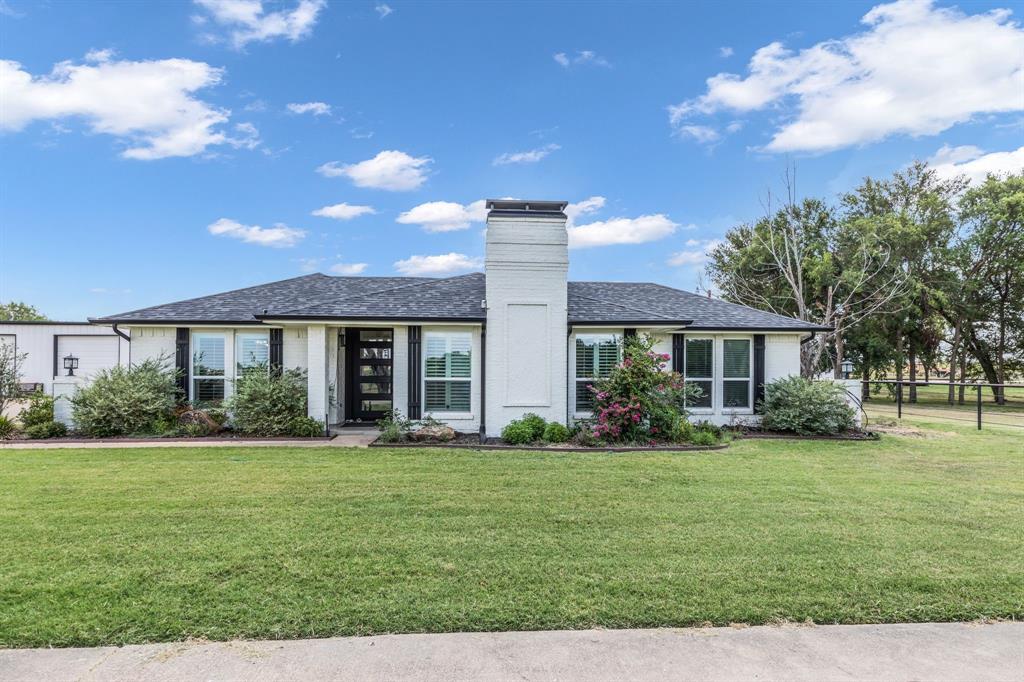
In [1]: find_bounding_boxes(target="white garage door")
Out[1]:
[0,334,14,350]
[55,336,119,379]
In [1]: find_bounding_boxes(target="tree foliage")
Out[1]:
[0,302,47,321]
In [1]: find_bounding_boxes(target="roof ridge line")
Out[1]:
[646,282,805,323]
[273,272,483,316]
[571,293,673,320]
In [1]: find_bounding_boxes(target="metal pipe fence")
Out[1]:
[860,380,1024,430]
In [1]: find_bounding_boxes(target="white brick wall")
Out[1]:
[484,212,569,435]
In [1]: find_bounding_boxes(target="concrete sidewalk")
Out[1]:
[2,622,1020,681]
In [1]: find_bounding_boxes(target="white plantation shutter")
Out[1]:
[575,333,622,411]
[236,332,269,374]
[684,338,713,409]
[722,339,751,408]
[424,332,472,412]
[192,333,226,403]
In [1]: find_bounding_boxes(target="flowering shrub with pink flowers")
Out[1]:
[587,334,705,444]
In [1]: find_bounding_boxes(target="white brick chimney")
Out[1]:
[483,200,570,435]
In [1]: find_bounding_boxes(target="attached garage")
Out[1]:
[54,334,121,379]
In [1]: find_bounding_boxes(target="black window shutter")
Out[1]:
[754,334,766,413]
[623,328,637,339]
[269,328,283,376]
[407,326,422,419]
[672,334,685,375]
[175,328,189,401]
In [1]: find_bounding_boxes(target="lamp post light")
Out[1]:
[840,359,854,380]
[63,354,79,377]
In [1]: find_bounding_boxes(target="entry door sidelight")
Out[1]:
[349,328,393,421]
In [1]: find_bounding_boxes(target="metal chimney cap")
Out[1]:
[485,199,568,215]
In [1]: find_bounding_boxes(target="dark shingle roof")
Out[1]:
[568,282,828,331]
[94,272,826,331]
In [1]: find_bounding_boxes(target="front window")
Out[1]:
[424,332,472,412]
[684,338,713,409]
[575,333,622,412]
[192,332,226,403]
[722,338,751,408]
[236,332,269,377]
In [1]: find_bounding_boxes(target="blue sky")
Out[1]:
[1,0,1021,320]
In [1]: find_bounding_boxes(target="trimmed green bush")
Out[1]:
[520,413,547,440]
[226,365,309,437]
[0,415,17,439]
[760,376,856,435]
[501,420,536,445]
[689,430,718,447]
[289,416,325,438]
[71,357,179,437]
[19,391,55,428]
[24,421,67,440]
[542,422,570,443]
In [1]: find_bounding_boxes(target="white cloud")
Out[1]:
[311,202,376,220]
[553,50,611,68]
[493,143,560,166]
[568,214,680,249]
[393,253,482,276]
[396,200,486,232]
[929,144,1024,184]
[0,55,252,160]
[677,125,721,144]
[375,3,393,18]
[329,262,369,275]
[669,0,1024,153]
[317,150,432,191]
[719,46,734,58]
[667,239,722,266]
[243,98,268,112]
[84,48,115,63]
[295,257,324,272]
[193,0,325,49]
[208,218,305,247]
[564,196,606,225]
[287,101,331,116]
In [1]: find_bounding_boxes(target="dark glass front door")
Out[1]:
[347,328,393,422]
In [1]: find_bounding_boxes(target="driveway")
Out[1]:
[1,622,1020,681]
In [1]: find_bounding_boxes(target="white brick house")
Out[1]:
[82,200,827,435]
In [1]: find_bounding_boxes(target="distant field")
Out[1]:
[863,383,1024,430]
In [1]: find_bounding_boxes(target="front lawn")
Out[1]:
[1,420,1021,647]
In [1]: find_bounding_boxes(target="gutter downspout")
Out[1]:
[800,331,817,346]
[479,321,486,443]
[111,323,131,343]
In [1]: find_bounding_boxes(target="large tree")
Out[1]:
[707,173,905,378]
[0,301,47,321]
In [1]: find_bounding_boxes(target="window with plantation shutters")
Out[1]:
[424,332,472,412]
[191,332,226,403]
[722,338,751,408]
[684,338,713,409]
[235,332,269,377]
[575,333,622,412]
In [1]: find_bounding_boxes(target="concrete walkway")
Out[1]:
[2,622,1020,681]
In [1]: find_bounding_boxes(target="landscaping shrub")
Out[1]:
[71,357,179,437]
[689,429,718,447]
[589,334,704,444]
[289,416,325,438]
[24,421,67,439]
[0,342,27,417]
[377,409,412,443]
[520,413,547,440]
[760,376,856,435]
[226,365,309,437]
[0,415,16,439]
[19,391,55,428]
[501,419,537,445]
[542,422,570,443]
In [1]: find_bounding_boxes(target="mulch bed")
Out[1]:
[2,434,332,444]
[372,433,729,452]
[729,429,880,441]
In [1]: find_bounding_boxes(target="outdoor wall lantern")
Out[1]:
[840,359,854,379]
[63,354,79,377]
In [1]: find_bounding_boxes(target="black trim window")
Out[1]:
[684,338,713,409]
[191,332,226,403]
[575,333,621,412]
[722,338,752,408]
[424,332,472,412]
[235,331,270,377]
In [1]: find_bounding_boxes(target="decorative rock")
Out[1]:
[410,424,456,442]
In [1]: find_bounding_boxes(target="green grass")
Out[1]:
[2,421,1022,648]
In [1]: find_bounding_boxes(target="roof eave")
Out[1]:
[255,314,486,323]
